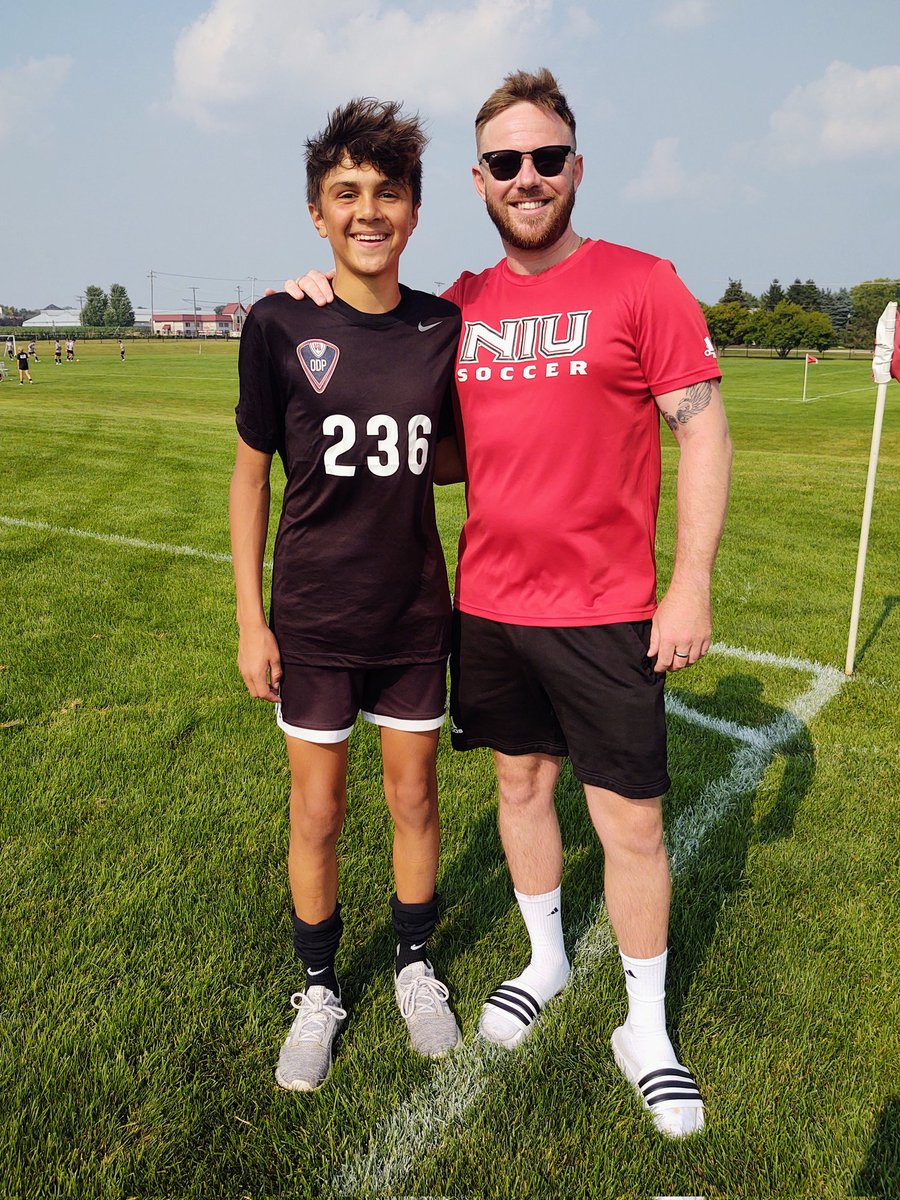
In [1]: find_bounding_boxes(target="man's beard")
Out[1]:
[484,185,576,251]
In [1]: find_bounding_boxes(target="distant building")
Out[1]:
[151,304,248,337]
[23,305,82,329]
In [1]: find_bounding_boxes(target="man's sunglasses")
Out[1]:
[478,144,574,182]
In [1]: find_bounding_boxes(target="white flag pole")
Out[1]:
[845,382,888,674]
[802,353,809,402]
[845,300,897,675]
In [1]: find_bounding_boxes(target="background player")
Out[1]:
[283,68,731,1138]
[17,346,33,383]
[230,98,462,1093]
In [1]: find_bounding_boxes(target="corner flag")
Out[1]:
[801,352,817,401]
[846,301,897,674]
[872,301,900,383]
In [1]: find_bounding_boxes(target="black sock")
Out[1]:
[291,903,343,995]
[390,892,439,974]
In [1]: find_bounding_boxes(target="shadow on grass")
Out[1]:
[853,593,899,671]
[851,1095,900,1197]
[657,672,816,1045]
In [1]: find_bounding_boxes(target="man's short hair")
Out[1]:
[475,68,576,147]
[305,98,428,208]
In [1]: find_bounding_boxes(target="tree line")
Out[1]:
[702,277,900,358]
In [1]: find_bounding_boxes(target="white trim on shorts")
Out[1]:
[276,703,354,744]
[361,710,445,732]
[276,704,444,742]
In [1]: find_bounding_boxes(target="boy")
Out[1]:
[229,98,462,1093]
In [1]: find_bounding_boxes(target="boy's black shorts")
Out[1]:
[277,659,446,744]
[449,611,669,799]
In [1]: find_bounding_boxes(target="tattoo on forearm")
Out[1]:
[663,380,712,432]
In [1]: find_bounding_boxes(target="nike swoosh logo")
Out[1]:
[308,967,328,976]
[410,942,426,950]
[418,321,442,332]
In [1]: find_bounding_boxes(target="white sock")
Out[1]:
[614,948,704,1137]
[479,886,569,1046]
[512,885,570,1000]
[620,948,675,1062]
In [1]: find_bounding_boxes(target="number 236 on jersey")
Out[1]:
[323,413,433,478]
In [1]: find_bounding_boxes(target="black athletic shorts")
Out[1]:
[277,660,446,744]
[449,611,669,799]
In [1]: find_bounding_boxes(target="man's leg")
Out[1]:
[586,785,703,1137]
[380,725,460,1057]
[479,751,570,1047]
[277,734,349,1092]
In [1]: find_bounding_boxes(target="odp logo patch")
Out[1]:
[297,339,340,393]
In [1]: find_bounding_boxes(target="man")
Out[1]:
[285,68,731,1138]
[230,98,462,1094]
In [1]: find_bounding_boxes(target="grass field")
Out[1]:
[1,340,898,1199]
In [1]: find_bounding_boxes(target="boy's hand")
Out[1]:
[237,624,282,702]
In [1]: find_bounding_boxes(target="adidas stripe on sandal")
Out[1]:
[611,1025,705,1138]
[478,983,543,1047]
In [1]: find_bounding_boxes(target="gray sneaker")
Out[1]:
[275,985,347,1091]
[395,961,461,1057]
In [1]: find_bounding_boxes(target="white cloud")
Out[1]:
[169,0,557,128]
[0,56,72,143]
[657,0,714,31]
[623,137,691,202]
[768,61,900,163]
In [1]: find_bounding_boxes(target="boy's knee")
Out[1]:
[385,778,436,831]
[290,788,345,844]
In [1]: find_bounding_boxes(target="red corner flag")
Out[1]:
[805,354,818,364]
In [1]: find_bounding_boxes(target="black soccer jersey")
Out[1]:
[236,287,461,668]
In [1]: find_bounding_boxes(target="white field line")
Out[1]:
[0,514,273,570]
[333,648,846,1198]
[775,384,873,405]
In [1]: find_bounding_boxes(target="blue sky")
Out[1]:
[4,0,899,313]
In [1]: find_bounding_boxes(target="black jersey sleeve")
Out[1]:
[235,308,284,456]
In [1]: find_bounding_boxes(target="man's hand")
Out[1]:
[263,270,336,303]
[237,623,283,701]
[648,579,712,673]
[283,269,336,305]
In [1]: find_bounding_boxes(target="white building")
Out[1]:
[23,306,82,329]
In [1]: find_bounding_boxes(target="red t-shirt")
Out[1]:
[444,238,720,626]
